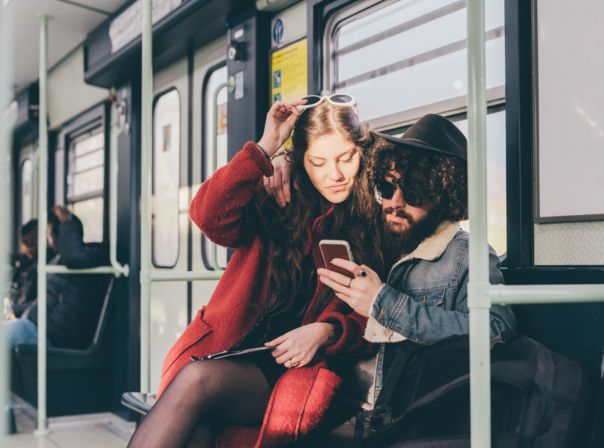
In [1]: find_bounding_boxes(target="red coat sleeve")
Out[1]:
[189,142,273,248]
[317,299,374,358]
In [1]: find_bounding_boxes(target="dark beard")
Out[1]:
[380,207,443,267]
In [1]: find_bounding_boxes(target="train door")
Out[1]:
[150,57,190,392]
[321,0,507,255]
[190,38,228,315]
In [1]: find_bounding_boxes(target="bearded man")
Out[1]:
[318,113,516,347]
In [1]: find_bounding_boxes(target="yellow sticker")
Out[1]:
[271,38,308,104]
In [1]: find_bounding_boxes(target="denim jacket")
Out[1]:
[363,221,516,402]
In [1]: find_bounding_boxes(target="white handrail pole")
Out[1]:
[140,0,153,394]
[467,0,491,447]
[0,1,14,439]
[35,14,50,436]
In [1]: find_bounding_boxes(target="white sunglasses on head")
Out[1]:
[297,93,356,111]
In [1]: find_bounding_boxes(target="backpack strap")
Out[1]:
[354,342,418,440]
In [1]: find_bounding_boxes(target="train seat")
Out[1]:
[11,277,116,417]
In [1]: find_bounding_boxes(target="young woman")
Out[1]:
[128,96,383,448]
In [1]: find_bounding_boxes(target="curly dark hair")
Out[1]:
[250,103,384,318]
[357,136,468,223]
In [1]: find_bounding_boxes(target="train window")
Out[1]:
[152,89,181,268]
[67,128,105,243]
[455,109,506,256]
[325,0,505,122]
[20,159,34,225]
[202,64,228,269]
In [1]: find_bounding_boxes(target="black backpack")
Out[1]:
[354,334,593,448]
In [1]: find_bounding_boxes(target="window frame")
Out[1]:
[61,103,110,245]
[151,86,182,269]
[200,61,228,271]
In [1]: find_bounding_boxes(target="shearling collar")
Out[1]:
[394,220,461,265]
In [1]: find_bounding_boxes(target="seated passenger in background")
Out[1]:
[128,96,383,448]
[4,219,42,320]
[318,113,516,352]
[3,205,109,350]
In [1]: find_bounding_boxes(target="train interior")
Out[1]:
[1,0,603,447]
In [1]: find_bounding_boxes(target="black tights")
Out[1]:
[127,359,272,448]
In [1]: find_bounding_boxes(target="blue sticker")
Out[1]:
[273,18,284,45]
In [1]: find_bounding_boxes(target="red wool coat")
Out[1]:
[158,142,368,447]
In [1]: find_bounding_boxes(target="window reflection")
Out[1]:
[67,128,105,242]
[330,0,505,122]
[153,89,181,268]
[21,159,33,225]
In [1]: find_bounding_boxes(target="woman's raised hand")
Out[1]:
[265,322,335,368]
[257,100,306,157]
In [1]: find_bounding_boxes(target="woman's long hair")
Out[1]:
[251,102,385,318]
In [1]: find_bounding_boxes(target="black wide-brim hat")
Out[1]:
[375,114,467,162]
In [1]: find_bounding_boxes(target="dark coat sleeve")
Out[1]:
[58,220,108,269]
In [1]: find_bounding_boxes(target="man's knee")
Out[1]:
[4,319,38,349]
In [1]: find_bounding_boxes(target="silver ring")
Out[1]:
[358,269,367,277]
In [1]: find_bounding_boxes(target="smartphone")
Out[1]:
[319,239,355,279]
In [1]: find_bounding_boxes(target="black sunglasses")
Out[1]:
[376,178,424,207]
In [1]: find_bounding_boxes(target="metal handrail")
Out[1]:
[36,15,50,435]
[40,97,130,279]
[490,284,604,304]
[148,271,222,282]
[140,0,153,394]
[0,2,13,439]
[207,78,235,270]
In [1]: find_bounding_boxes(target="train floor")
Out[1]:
[7,397,134,448]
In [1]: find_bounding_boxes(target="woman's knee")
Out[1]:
[173,361,226,403]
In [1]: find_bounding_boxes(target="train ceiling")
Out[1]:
[3,0,130,93]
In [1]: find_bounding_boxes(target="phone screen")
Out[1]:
[319,240,355,279]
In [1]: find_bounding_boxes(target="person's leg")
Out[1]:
[3,318,38,350]
[127,359,272,448]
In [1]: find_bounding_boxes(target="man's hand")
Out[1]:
[265,322,334,368]
[52,205,72,222]
[318,259,383,318]
[263,153,292,207]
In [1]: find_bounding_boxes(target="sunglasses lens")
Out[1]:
[330,94,354,104]
[302,95,322,106]
[403,190,423,207]
[377,180,396,199]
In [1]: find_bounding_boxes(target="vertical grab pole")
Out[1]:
[467,1,491,447]
[0,2,14,439]
[140,0,153,394]
[36,14,50,435]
